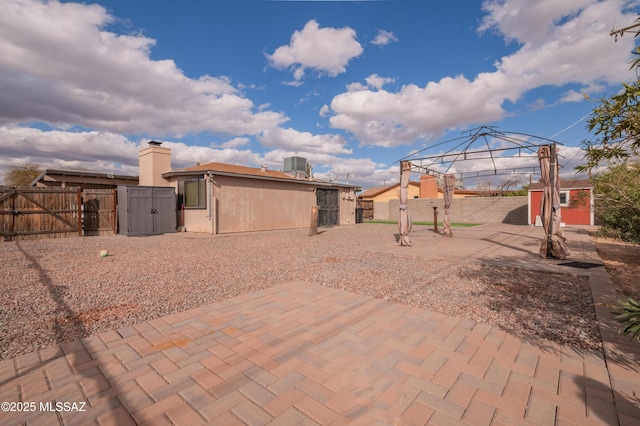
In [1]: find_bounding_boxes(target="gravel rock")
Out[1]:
[0,224,601,360]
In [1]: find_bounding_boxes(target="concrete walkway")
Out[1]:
[1,225,639,425]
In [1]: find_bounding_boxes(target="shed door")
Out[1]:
[317,189,339,226]
[153,188,177,233]
[128,187,154,235]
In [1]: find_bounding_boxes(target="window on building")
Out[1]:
[559,190,570,207]
[183,178,206,208]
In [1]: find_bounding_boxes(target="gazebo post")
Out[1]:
[398,161,412,246]
[547,143,556,257]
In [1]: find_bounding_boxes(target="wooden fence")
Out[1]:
[0,187,117,241]
[356,199,374,220]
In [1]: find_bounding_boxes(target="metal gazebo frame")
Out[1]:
[396,126,568,258]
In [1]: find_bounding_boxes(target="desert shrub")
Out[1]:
[593,162,640,243]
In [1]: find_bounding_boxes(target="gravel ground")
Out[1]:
[0,224,600,360]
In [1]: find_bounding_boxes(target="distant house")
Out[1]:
[359,175,479,202]
[138,142,361,234]
[357,175,479,221]
[359,181,421,202]
[528,179,594,226]
[31,169,138,189]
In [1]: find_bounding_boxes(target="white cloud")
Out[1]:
[0,126,140,179]
[0,126,139,165]
[559,90,588,103]
[371,29,398,46]
[259,127,352,155]
[319,105,331,117]
[327,0,638,147]
[0,126,269,181]
[282,79,305,87]
[266,20,363,82]
[560,82,605,103]
[330,75,505,147]
[365,74,395,90]
[0,0,287,137]
[528,98,547,111]
[217,137,251,149]
[346,82,368,92]
[262,149,399,189]
[0,123,397,190]
[166,141,263,169]
[478,0,593,45]
[314,158,399,188]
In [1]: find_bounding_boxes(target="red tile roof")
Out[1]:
[172,162,302,180]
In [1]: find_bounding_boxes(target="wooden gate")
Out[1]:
[83,189,117,236]
[0,187,118,240]
[357,199,374,220]
[0,187,81,240]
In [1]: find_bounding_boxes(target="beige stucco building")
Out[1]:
[358,181,421,202]
[138,142,360,234]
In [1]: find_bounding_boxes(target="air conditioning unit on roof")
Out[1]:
[284,156,307,176]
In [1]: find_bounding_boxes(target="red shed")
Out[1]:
[528,179,594,226]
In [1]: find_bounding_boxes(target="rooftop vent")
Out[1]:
[148,141,162,146]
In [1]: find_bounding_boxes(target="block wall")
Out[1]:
[384,197,528,224]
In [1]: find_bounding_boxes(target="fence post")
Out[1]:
[309,205,318,236]
[113,188,118,234]
[10,188,16,241]
[77,188,82,236]
[433,206,438,233]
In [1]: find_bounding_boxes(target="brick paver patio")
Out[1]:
[1,225,639,425]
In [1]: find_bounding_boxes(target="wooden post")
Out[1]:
[113,188,118,234]
[433,206,438,233]
[9,188,16,241]
[309,205,318,236]
[77,188,83,236]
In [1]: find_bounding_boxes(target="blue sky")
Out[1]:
[1,0,639,189]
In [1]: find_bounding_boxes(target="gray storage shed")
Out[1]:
[117,186,176,236]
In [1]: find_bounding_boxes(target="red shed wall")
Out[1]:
[530,191,543,224]
[529,189,591,225]
[562,189,591,225]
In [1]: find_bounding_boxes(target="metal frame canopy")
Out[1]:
[395,126,569,259]
[398,126,564,182]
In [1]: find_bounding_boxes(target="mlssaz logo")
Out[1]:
[39,401,87,412]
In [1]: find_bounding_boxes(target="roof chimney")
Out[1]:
[138,141,172,186]
[419,174,438,199]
